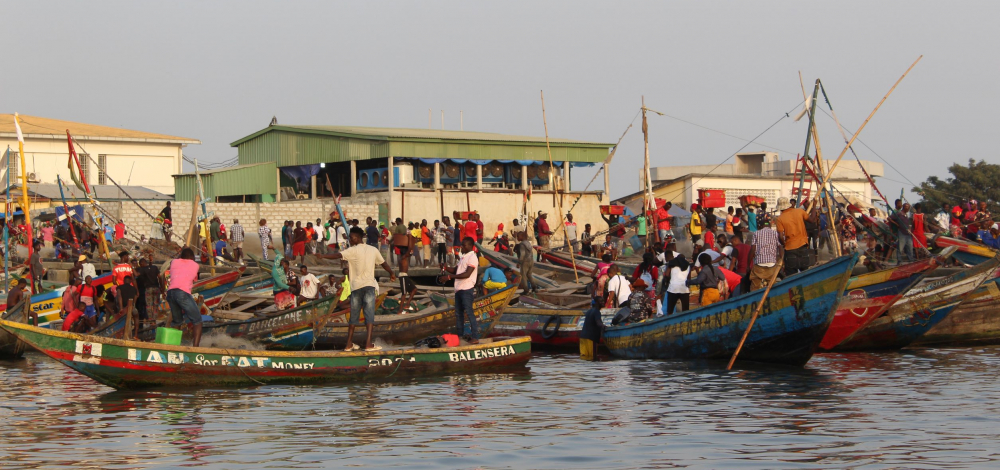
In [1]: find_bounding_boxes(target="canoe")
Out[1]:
[0,271,113,330]
[548,250,638,273]
[313,283,520,350]
[602,254,859,366]
[91,268,246,340]
[915,239,1000,346]
[818,254,946,351]
[913,270,1000,346]
[518,292,593,308]
[0,300,29,359]
[487,306,615,349]
[933,236,995,265]
[833,255,1000,351]
[0,319,531,390]
[230,270,275,295]
[194,293,385,350]
[540,251,596,276]
[475,245,562,289]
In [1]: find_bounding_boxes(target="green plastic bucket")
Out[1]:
[155,327,183,346]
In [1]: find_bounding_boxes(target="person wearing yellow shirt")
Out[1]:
[688,203,704,245]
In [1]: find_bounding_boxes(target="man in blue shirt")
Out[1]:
[978,225,999,249]
[480,260,511,294]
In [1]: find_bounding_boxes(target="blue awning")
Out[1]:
[413,158,554,166]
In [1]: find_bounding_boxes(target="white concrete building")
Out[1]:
[618,151,885,212]
[0,114,200,195]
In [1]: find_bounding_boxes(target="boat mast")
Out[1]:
[67,131,115,278]
[194,160,216,275]
[3,146,9,295]
[13,114,34,293]
[56,175,80,250]
[540,90,579,283]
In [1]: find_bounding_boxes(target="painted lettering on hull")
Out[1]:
[448,345,516,362]
[124,349,314,369]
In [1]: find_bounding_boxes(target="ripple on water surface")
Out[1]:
[2,347,1000,469]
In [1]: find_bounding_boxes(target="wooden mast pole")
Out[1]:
[13,114,34,293]
[540,91,579,283]
[819,55,923,188]
[641,96,651,250]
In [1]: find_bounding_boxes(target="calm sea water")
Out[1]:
[3,347,1000,469]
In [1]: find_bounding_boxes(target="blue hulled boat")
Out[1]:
[603,254,859,366]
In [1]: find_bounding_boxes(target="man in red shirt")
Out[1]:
[113,251,135,287]
[728,232,753,294]
[292,221,307,263]
[537,211,554,250]
[474,213,484,242]
[114,221,126,241]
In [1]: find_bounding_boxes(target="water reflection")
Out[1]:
[2,348,1000,468]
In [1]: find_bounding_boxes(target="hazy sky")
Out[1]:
[3,1,997,204]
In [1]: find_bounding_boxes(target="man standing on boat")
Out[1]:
[440,237,481,344]
[229,219,245,263]
[775,197,816,274]
[166,247,203,347]
[749,219,783,290]
[318,227,396,351]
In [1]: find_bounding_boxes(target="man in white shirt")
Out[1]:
[440,236,481,343]
[564,213,579,253]
[606,264,632,307]
[318,227,396,351]
[298,265,321,302]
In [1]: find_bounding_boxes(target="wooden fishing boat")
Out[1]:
[194,293,385,350]
[547,250,638,273]
[818,254,946,351]
[602,254,859,366]
[0,319,531,390]
[230,270,275,295]
[518,292,592,309]
[540,251,596,275]
[833,255,1000,351]
[0,272,113,330]
[0,300,30,359]
[486,306,616,349]
[914,238,1000,346]
[92,268,246,340]
[312,283,520,350]
[475,245,561,289]
[933,236,994,265]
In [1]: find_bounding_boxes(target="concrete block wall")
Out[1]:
[116,200,379,240]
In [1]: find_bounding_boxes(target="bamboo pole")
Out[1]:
[819,55,922,188]
[540,91,579,283]
[13,114,34,293]
[727,259,784,370]
[808,118,842,257]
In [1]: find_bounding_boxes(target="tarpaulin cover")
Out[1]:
[55,204,85,226]
[414,158,551,166]
[280,164,322,191]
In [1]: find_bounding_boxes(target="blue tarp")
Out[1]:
[280,164,322,191]
[55,204,85,226]
[414,158,558,166]
[0,210,23,219]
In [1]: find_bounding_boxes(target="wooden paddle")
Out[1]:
[727,259,784,370]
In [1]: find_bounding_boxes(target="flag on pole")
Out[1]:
[14,115,24,144]
[66,131,90,193]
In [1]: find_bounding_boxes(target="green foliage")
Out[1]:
[914,159,1000,213]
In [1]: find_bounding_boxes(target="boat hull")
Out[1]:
[834,257,999,351]
[818,257,940,351]
[603,254,858,366]
[487,307,615,349]
[913,272,1000,346]
[313,284,519,349]
[0,320,530,390]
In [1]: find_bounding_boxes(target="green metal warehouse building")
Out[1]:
[173,125,614,203]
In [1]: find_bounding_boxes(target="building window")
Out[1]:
[79,154,90,185]
[98,154,107,185]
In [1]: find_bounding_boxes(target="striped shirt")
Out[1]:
[230,224,245,243]
[751,227,781,265]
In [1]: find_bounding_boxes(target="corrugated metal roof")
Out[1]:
[0,114,200,144]
[171,162,272,176]
[231,125,614,148]
[5,183,172,201]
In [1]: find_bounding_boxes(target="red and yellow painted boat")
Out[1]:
[818,252,948,351]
